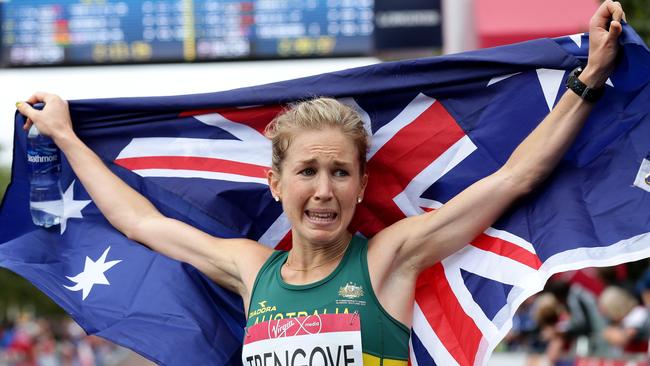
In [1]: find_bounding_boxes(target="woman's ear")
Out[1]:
[358,172,368,201]
[267,169,281,202]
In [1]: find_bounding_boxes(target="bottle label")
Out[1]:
[27,139,61,175]
[27,154,59,163]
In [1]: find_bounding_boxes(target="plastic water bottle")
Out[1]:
[27,125,62,227]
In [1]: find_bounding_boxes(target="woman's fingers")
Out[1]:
[17,101,37,131]
[592,1,625,30]
[18,92,67,131]
[26,91,49,105]
[16,101,37,120]
[605,1,625,23]
[607,20,623,42]
[22,118,33,131]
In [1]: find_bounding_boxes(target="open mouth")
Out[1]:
[305,210,338,223]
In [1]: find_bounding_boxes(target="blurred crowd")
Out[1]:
[0,315,129,366]
[503,259,650,365]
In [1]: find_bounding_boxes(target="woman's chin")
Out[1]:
[290,211,356,246]
[296,225,348,246]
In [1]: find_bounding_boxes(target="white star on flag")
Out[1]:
[60,180,92,234]
[569,33,584,48]
[64,246,122,301]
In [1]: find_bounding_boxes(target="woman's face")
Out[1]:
[268,128,367,246]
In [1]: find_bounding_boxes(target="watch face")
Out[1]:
[568,72,586,96]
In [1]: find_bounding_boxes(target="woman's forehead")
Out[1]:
[285,129,358,161]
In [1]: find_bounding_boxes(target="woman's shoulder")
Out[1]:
[236,238,275,262]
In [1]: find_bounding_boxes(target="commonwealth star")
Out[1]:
[64,246,121,300]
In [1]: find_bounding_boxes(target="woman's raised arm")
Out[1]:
[16,93,271,298]
[371,0,625,274]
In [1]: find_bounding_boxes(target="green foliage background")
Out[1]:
[619,0,650,44]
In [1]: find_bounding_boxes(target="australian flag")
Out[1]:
[1,25,649,366]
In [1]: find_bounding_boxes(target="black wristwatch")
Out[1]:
[566,67,604,103]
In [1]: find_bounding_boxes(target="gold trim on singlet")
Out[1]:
[363,353,409,366]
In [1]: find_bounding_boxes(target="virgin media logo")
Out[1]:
[267,315,323,338]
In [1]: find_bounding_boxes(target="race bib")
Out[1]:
[242,313,363,366]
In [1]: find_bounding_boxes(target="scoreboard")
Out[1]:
[0,0,374,66]
[0,0,442,67]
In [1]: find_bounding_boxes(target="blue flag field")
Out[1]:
[1,25,649,366]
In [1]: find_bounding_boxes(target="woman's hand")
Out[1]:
[581,0,626,87]
[17,92,74,144]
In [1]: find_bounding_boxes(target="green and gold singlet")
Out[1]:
[247,236,410,365]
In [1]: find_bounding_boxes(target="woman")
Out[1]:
[16,2,625,364]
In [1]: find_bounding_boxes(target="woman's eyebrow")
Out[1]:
[333,160,353,167]
[296,158,317,165]
[294,158,352,166]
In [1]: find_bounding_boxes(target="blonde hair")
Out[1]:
[599,286,638,322]
[533,293,563,327]
[265,97,369,174]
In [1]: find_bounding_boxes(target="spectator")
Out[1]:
[599,286,649,354]
[532,293,564,363]
[507,296,547,354]
[533,281,611,363]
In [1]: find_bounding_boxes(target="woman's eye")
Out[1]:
[300,168,316,176]
[334,169,349,177]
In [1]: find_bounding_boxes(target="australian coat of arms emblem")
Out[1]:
[338,282,364,299]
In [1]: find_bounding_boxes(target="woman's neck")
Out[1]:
[282,232,352,283]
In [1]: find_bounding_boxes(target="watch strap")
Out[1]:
[566,67,604,103]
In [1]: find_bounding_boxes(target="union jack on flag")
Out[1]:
[1,25,650,366]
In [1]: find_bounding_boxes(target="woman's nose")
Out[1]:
[313,174,333,201]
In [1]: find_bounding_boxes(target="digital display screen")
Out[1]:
[0,0,374,66]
